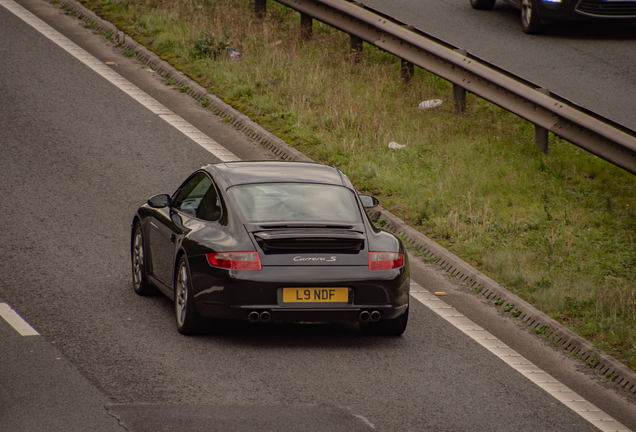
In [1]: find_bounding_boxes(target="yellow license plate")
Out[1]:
[283,287,348,303]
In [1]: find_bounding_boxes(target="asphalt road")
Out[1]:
[0,0,635,431]
[361,0,636,131]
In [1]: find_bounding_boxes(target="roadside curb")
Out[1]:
[58,0,636,395]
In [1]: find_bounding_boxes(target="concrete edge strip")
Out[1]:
[410,283,630,432]
[1,0,240,162]
[0,303,39,336]
[12,0,636,399]
[52,0,636,397]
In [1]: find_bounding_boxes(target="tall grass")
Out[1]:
[79,0,636,369]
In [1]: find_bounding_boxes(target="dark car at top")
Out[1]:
[470,0,636,33]
[130,161,410,335]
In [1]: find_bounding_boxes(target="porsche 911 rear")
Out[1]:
[187,212,409,319]
[132,161,411,335]
[184,181,410,333]
[188,246,410,325]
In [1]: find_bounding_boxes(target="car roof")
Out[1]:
[205,161,348,187]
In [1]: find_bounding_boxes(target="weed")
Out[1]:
[376,219,387,227]
[532,325,550,335]
[179,85,190,93]
[512,310,521,317]
[191,32,230,60]
[494,299,504,306]
[124,50,135,58]
[503,304,514,312]
[61,3,78,16]
[550,338,562,348]
[586,356,600,368]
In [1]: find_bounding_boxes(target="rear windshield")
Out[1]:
[228,183,361,223]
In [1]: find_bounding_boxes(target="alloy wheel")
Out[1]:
[175,262,188,327]
[521,0,532,28]
[132,230,144,289]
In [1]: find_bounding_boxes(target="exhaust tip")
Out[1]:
[359,311,370,322]
[370,311,381,322]
[260,311,272,323]
[247,311,260,323]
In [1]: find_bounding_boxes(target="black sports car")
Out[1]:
[130,161,410,335]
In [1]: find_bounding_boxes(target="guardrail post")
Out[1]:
[400,24,415,84]
[300,12,313,41]
[535,87,550,154]
[350,35,363,63]
[255,0,266,19]
[401,59,414,84]
[453,49,467,114]
[453,84,466,114]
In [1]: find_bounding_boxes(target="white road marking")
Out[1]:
[410,281,630,432]
[0,0,631,430]
[0,0,240,163]
[0,303,39,336]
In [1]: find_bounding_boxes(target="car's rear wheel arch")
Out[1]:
[174,252,205,334]
[172,248,187,297]
[174,249,186,273]
[130,216,141,248]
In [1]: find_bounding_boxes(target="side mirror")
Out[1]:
[147,194,170,208]
[359,194,380,209]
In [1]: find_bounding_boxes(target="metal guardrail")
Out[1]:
[266,0,636,175]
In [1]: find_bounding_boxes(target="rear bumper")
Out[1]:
[189,259,410,322]
[197,303,409,323]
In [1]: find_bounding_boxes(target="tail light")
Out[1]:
[369,252,404,271]
[207,252,262,271]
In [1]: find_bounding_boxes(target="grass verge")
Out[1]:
[73,0,635,370]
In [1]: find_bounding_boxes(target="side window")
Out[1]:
[196,181,222,222]
[173,172,212,217]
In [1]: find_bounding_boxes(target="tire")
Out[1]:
[131,223,154,296]
[360,307,409,336]
[470,0,496,10]
[521,0,544,34]
[174,255,204,335]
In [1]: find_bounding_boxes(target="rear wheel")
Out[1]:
[360,307,409,336]
[174,255,204,335]
[131,224,154,296]
[521,0,544,34]
[470,0,496,10]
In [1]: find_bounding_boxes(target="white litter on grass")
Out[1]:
[388,141,406,150]
[418,99,442,110]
